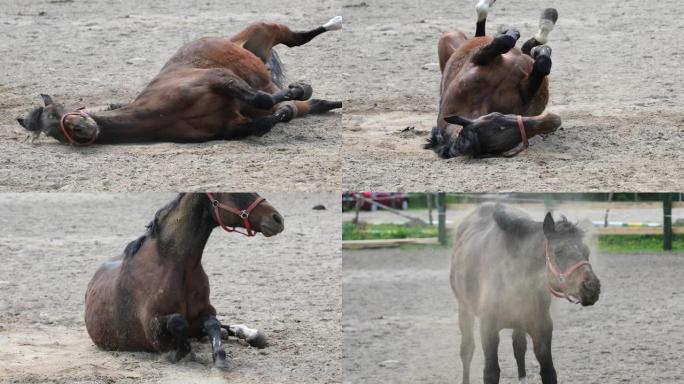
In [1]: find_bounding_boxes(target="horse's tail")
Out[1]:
[423,126,481,159]
[268,49,285,89]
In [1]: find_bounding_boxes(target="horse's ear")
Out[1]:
[444,115,474,127]
[40,94,54,106]
[543,212,555,237]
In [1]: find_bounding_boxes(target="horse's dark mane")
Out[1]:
[552,215,584,238]
[493,203,540,236]
[123,194,184,258]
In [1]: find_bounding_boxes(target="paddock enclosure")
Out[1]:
[341,0,684,191]
[0,193,341,383]
[343,248,684,383]
[0,0,342,192]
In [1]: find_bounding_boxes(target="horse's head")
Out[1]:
[542,212,601,306]
[208,193,284,237]
[442,112,560,157]
[16,94,99,144]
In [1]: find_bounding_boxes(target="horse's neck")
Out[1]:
[157,195,216,270]
[90,109,150,141]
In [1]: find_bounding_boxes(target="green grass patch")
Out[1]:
[342,222,438,241]
[597,235,684,253]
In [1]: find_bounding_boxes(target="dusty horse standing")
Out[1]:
[425,1,562,158]
[17,17,343,144]
[84,193,284,366]
[451,203,601,383]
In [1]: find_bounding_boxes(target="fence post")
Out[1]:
[438,193,447,245]
[663,194,673,251]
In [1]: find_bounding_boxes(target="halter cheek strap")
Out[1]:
[59,109,98,146]
[545,240,590,304]
[206,193,266,237]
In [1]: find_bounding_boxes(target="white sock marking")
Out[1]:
[535,19,555,44]
[476,0,496,22]
[323,16,343,31]
[230,324,258,339]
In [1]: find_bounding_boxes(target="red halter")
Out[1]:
[517,115,529,149]
[59,109,98,146]
[206,193,266,237]
[545,240,590,304]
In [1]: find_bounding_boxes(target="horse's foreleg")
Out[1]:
[220,324,268,349]
[471,28,520,66]
[512,329,528,383]
[231,17,342,63]
[223,103,299,139]
[209,71,311,110]
[154,313,191,361]
[480,317,501,384]
[202,316,228,367]
[522,8,558,55]
[458,308,475,384]
[521,45,552,104]
[530,317,557,384]
[289,99,342,118]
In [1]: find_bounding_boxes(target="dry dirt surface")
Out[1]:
[341,0,684,191]
[343,248,684,383]
[0,193,341,384]
[0,0,343,192]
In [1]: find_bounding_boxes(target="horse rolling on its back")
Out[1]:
[451,203,601,384]
[85,193,285,367]
[425,0,562,158]
[17,17,343,144]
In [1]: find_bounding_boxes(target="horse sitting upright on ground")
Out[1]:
[84,193,284,367]
[16,17,343,145]
[425,1,562,158]
[451,203,601,384]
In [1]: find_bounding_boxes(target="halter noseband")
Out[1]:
[206,193,266,237]
[545,240,590,304]
[59,109,98,146]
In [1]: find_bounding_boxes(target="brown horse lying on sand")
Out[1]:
[451,203,601,384]
[425,1,562,158]
[17,17,343,144]
[84,193,284,367]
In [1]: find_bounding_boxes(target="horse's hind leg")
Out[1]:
[223,103,302,139]
[521,45,552,104]
[471,28,520,66]
[521,8,558,55]
[512,329,528,383]
[220,324,268,349]
[458,307,475,384]
[475,0,497,36]
[230,17,343,64]
[438,29,469,72]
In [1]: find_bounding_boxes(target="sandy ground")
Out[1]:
[343,248,684,383]
[0,0,343,192]
[0,193,341,384]
[341,0,684,191]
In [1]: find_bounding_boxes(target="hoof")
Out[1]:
[323,16,343,31]
[246,330,268,349]
[288,82,313,101]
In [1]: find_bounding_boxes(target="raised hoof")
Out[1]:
[288,82,313,101]
[246,330,268,349]
[322,16,343,31]
[275,104,297,123]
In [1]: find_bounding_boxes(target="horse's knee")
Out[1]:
[166,314,189,336]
